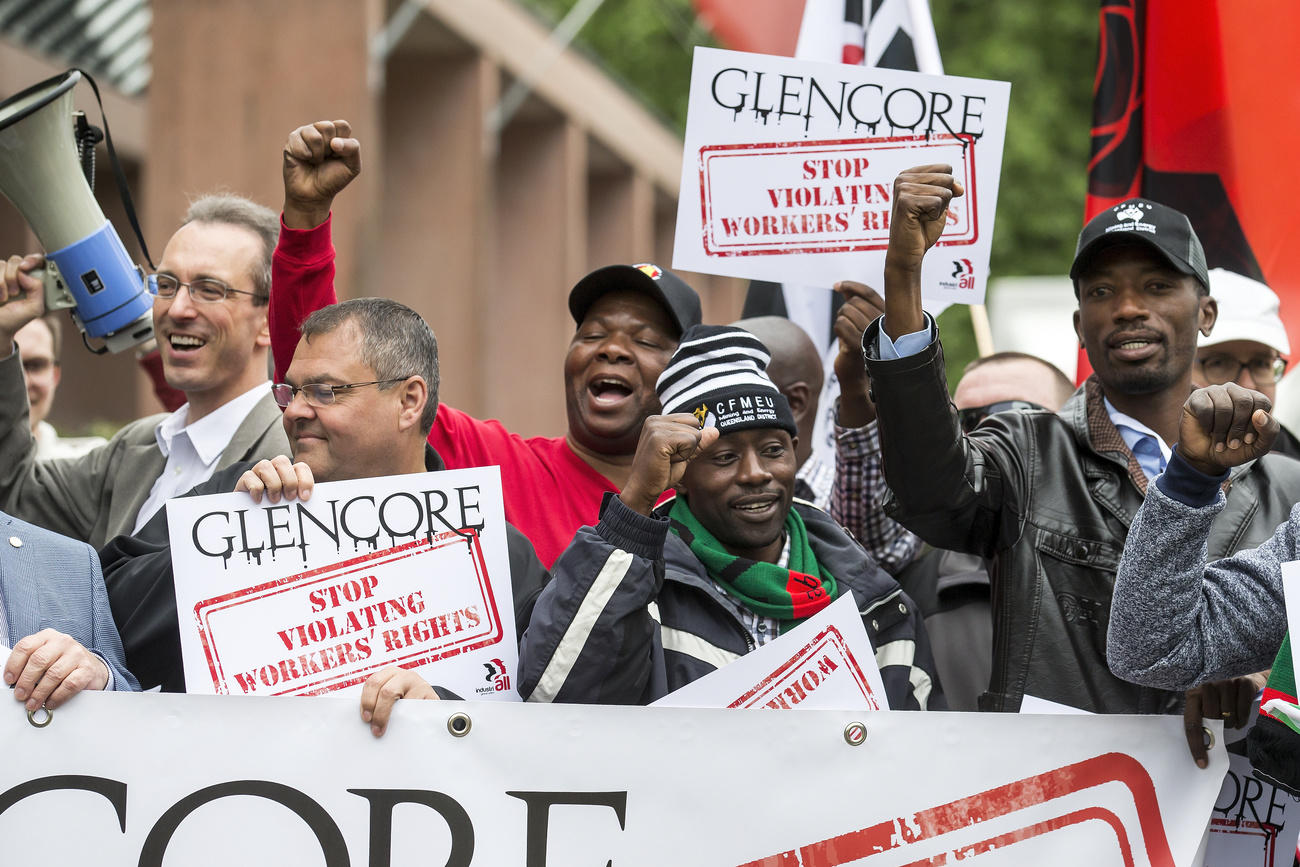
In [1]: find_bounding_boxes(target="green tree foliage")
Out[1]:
[517,0,715,129]
[929,0,1097,279]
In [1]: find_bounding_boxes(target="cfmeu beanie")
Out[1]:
[656,324,796,436]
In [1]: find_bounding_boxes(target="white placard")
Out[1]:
[0,692,1227,865]
[652,592,888,710]
[673,47,1010,305]
[165,468,518,701]
[1204,702,1300,867]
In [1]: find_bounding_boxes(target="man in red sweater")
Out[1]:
[271,121,701,567]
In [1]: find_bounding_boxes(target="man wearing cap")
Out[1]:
[858,165,1300,719]
[1193,268,1300,458]
[266,121,700,567]
[515,324,941,709]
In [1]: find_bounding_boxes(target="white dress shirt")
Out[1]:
[132,382,271,532]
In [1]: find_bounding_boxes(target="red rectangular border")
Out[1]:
[698,133,978,257]
[192,530,503,695]
[729,625,881,711]
[739,752,1175,867]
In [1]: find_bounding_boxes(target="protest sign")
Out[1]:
[673,47,1010,305]
[653,592,889,710]
[1203,703,1300,867]
[1,692,1224,865]
[165,467,517,701]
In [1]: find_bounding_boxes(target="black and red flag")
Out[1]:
[1082,0,1300,381]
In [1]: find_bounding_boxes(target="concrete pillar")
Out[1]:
[145,0,382,349]
[488,114,586,436]
[587,167,654,270]
[374,51,497,416]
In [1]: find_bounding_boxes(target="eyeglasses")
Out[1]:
[1196,353,1286,385]
[959,400,1048,433]
[153,274,263,304]
[271,378,412,408]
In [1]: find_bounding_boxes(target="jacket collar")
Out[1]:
[1060,377,1151,495]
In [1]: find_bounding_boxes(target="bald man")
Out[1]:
[734,314,919,575]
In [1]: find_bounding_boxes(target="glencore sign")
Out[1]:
[166,466,519,701]
[0,696,1227,865]
[673,47,1010,305]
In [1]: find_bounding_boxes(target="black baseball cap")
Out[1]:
[568,263,702,338]
[1069,198,1209,293]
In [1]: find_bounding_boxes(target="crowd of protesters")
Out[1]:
[2,121,1299,801]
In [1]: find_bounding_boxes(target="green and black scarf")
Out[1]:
[668,497,838,634]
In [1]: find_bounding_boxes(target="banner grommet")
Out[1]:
[447,712,472,738]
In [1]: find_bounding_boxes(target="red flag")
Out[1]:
[1082,0,1300,383]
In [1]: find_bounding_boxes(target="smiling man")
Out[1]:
[101,297,548,697]
[267,121,701,567]
[515,324,941,709]
[860,166,1300,724]
[0,196,289,549]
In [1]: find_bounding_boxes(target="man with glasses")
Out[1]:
[14,313,106,459]
[1193,268,1299,458]
[100,297,548,697]
[0,195,289,549]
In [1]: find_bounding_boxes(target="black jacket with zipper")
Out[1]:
[519,491,943,710]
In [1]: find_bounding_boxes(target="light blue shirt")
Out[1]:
[874,315,1171,482]
[1103,399,1171,482]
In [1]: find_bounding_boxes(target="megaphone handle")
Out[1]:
[34,264,75,312]
[72,69,154,270]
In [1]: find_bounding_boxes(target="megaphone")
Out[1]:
[0,70,154,354]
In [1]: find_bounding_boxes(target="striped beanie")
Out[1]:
[656,325,797,436]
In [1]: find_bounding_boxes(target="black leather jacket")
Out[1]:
[863,320,1300,714]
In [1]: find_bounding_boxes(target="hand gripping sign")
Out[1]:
[165,467,518,700]
[673,47,1010,305]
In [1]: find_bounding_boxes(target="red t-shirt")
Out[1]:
[270,216,618,567]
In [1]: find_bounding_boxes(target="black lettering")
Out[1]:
[349,788,474,867]
[192,511,235,560]
[506,790,627,867]
[884,87,926,132]
[341,496,380,546]
[139,781,348,866]
[456,486,485,532]
[846,83,883,130]
[297,499,342,559]
[378,492,424,540]
[960,95,986,136]
[0,775,126,831]
[710,67,747,114]
[805,77,847,130]
[265,505,295,557]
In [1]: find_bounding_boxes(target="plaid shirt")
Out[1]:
[829,413,922,575]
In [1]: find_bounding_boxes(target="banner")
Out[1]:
[653,592,889,710]
[673,46,1009,305]
[0,693,1226,865]
[164,467,517,701]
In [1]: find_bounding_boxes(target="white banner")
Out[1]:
[164,468,517,701]
[673,47,1009,305]
[0,693,1226,865]
[653,593,889,710]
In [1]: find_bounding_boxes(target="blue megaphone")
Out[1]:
[0,70,154,353]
